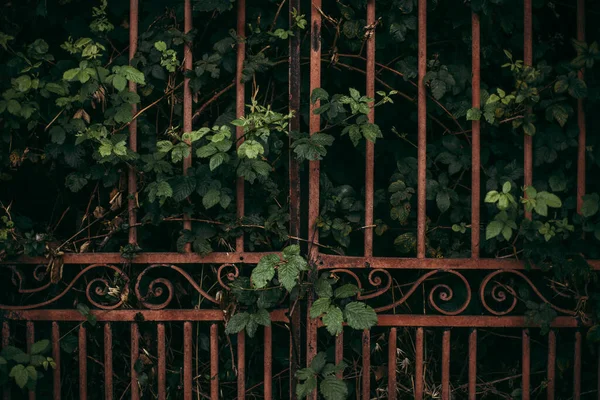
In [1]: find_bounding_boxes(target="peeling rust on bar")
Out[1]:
[417,0,427,258]
[364,0,376,257]
[442,330,450,399]
[26,322,35,400]
[79,326,87,400]
[468,329,477,400]
[182,0,193,251]
[211,324,219,399]
[52,322,61,400]
[547,330,556,400]
[2,322,10,400]
[157,323,166,400]
[335,332,344,379]
[388,328,397,400]
[415,327,424,399]
[471,11,481,258]
[264,326,273,400]
[131,323,139,400]
[128,0,138,245]
[235,0,246,253]
[104,324,113,400]
[183,322,192,400]
[362,330,371,398]
[522,329,530,400]
[237,332,246,400]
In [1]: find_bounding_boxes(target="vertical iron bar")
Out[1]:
[364,0,376,256]
[182,0,193,251]
[128,0,138,244]
[104,324,113,400]
[468,329,477,400]
[415,327,424,399]
[78,326,87,400]
[237,332,246,400]
[26,322,35,400]
[210,324,219,399]
[335,333,344,379]
[52,322,61,400]
[131,323,139,400]
[441,330,450,400]
[522,329,530,400]
[362,330,371,399]
[235,0,246,252]
[574,331,581,399]
[471,11,481,258]
[308,0,322,260]
[184,322,192,400]
[523,0,533,219]
[576,0,586,213]
[2,322,9,400]
[416,0,427,258]
[388,328,397,400]
[307,1,322,398]
[288,2,302,397]
[157,323,166,400]
[547,330,556,400]
[264,326,272,400]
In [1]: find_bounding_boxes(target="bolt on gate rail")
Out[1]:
[1,0,600,399]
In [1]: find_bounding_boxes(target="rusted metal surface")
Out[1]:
[210,324,219,399]
[547,330,556,400]
[182,0,193,252]
[416,0,427,258]
[51,322,61,400]
[574,331,581,399]
[388,328,397,400]
[128,0,138,245]
[471,11,481,258]
[523,0,533,220]
[26,322,35,400]
[362,330,371,398]
[522,329,530,400]
[79,325,87,400]
[264,326,272,400]
[235,0,246,253]
[415,327,424,399]
[468,329,477,400]
[104,323,113,400]
[335,333,344,379]
[577,0,586,214]
[183,322,192,400]
[157,323,166,399]
[364,0,376,257]
[441,330,450,399]
[237,332,246,400]
[131,323,139,400]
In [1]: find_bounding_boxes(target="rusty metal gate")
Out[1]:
[1,0,599,399]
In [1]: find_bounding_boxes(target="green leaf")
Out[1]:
[209,153,225,170]
[309,298,331,318]
[581,194,599,218]
[315,277,333,298]
[320,376,348,400]
[225,312,250,335]
[334,284,360,299]
[486,220,504,240]
[436,190,451,213]
[10,365,29,388]
[361,123,382,143]
[26,365,37,381]
[202,188,221,209]
[238,140,264,159]
[296,375,317,398]
[251,254,279,288]
[112,75,127,91]
[430,79,447,100]
[311,88,329,104]
[154,41,167,52]
[466,108,482,121]
[252,309,271,327]
[344,302,378,330]
[322,306,344,336]
[30,340,50,355]
[278,258,301,292]
[310,352,327,373]
[1,346,25,361]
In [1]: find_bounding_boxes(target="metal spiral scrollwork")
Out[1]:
[427,270,471,316]
[134,264,218,309]
[217,264,240,291]
[480,270,578,316]
[327,268,393,301]
[0,264,129,310]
